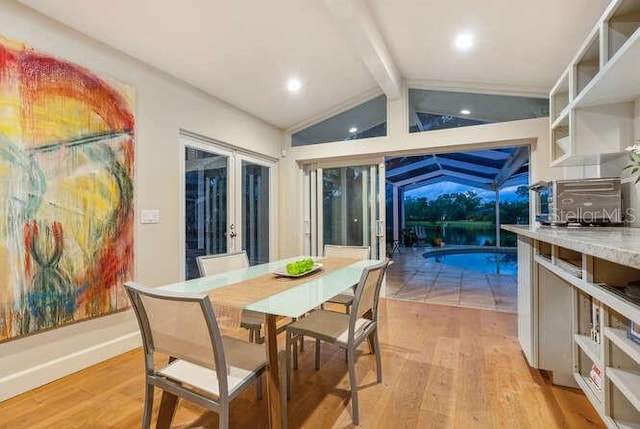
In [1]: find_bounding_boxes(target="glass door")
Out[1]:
[239,159,270,266]
[184,144,233,279]
[182,134,274,279]
[306,161,385,259]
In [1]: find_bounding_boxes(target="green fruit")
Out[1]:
[286,258,314,275]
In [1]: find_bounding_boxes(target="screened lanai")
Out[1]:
[385,146,530,247]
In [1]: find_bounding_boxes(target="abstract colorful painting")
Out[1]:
[0,36,134,341]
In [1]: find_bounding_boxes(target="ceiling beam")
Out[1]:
[386,156,437,178]
[403,175,495,193]
[386,154,499,180]
[492,146,529,189]
[436,157,499,174]
[394,170,493,188]
[324,0,402,100]
[462,149,512,160]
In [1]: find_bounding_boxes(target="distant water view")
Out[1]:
[403,221,518,247]
[424,249,518,275]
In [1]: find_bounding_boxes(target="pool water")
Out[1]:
[425,250,518,275]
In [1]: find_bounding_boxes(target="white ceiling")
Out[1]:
[18,0,611,130]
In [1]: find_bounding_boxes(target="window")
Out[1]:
[408,89,548,133]
[292,95,387,146]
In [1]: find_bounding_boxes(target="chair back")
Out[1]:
[350,260,389,329]
[197,251,250,277]
[324,245,370,260]
[124,282,229,394]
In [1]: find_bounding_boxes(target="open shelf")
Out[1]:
[574,372,604,408]
[575,32,601,97]
[607,0,640,60]
[576,334,601,364]
[575,27,640,107]
[606,327,640,364]
[608,368,640,411]
[550,69,571,122]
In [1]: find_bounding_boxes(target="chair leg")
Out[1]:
[373,330,382,383]
[248,328,254,343]
[347,347,359,425]
[142,382,154,429]
[285,330,292,399]
[299,334,304,352]
[219,405,229,429]
[256,327,261,343]
[292,333,299,370]
[315,338,321,370]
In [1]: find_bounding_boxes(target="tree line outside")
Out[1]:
[402,186,529,247]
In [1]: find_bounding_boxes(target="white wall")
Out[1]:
[0,1,283,401]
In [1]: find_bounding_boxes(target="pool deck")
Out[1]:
[385,245,517,313]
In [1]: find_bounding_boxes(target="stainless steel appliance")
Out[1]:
[530,177,623,226]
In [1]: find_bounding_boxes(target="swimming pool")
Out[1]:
[423,247,517,275]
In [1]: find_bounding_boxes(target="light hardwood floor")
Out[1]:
[0,299,604,428]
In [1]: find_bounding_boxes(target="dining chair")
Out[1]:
[124,282,267,429]
[284,259,389,425]
[322,244,371,314]
[197,251,264,343]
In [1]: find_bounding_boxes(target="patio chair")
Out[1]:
[124,282,267,429]
[197,251,264,343]
[284,259,389,425]
[414,226,428,243]
[322,244,371,314]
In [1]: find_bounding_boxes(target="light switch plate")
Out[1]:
[140,209,160,224]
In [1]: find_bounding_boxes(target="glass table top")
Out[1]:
[160,256,381,318]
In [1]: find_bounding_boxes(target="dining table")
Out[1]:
[156,255,381,429]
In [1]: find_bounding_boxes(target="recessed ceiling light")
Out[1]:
[349,127,358,133]
[460,109,471,115]
[454,32,474,51]
[287,78,301,92]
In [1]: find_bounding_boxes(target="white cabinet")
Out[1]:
[549,0,640,166]
[520,239,640,428]
[517,236,536,366]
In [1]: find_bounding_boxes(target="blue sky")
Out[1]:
[405,182,526,202]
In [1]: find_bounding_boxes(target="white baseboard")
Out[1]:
[0,331,140,402]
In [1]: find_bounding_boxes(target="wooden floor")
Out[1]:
[0,299,604,429]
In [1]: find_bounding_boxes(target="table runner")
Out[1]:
[207,257,357,327]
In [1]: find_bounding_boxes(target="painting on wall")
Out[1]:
[0,35,135,342]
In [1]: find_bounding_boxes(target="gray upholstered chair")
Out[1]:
[322,244,371,314]
[284,259,389,425]
[124,282,267,429]
[196,251,265,343]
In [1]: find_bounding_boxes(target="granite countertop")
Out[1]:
[502,225,640,270]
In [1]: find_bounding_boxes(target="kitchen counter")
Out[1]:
[502,225,640,270]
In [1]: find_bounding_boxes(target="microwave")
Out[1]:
[530,178,623,226]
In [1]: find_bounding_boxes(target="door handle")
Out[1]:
[229,223,237,238]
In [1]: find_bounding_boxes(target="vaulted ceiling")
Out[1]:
[18,0,611,130]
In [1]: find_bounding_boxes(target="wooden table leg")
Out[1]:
[155,391,178,429]
[265,314,285,429]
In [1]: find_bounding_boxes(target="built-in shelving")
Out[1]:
[549,0,640,166]
[527,234,640,428]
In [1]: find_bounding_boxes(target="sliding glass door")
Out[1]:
[305,161,385,259]
[182,135,274,279]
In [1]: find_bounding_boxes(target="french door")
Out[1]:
[181,133,275,279]
[304,161,385,259]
